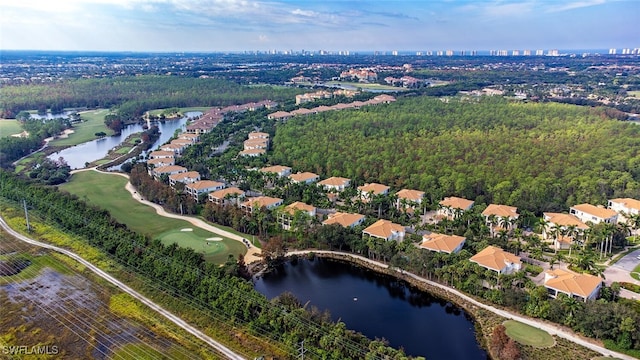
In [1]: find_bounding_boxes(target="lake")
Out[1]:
[253,258,488,360]
[47,112,201,169]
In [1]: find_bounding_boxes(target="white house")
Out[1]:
[544,269,602,302]
[469,246,521,275]
[419,233,465,254]
[318,177,351,192]
[569,203,618,225]
[362,219,405,242]
[185,180,224,201]
[608,198,640,225]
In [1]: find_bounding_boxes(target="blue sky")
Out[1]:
[0,0,637,52]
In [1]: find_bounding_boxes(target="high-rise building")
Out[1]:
[523,50,531,56]
[536,49,544,56]
[609,48,617,54]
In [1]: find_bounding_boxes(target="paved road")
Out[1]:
[604,248,640,285]
[0,216,247,360]
[288,250,638,360]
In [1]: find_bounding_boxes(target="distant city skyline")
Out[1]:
[0,0,638,52]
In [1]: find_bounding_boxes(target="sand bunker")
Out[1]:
[206,237,223,241]
[180,228,193,232]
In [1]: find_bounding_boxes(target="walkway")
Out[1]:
[0,216,246,360]
[287,250,637,360]
[71,168,262,263]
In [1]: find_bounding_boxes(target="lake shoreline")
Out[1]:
[274,250,495,359]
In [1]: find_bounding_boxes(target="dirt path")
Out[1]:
[287,250,637,360]
[71,168,262,264]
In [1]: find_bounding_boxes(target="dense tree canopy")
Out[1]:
[271,97,640,213]
[0,76,304,120]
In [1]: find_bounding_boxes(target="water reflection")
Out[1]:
[254,258,488,359]
[47,111,201,169]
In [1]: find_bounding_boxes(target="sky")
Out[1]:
[0,0,638,52]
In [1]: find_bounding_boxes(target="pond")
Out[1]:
[47,112,201,169]
[253,258,488,360]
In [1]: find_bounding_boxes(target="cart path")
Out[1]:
[71,168,262,264]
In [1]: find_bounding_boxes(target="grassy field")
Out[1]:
[49,109,114,146]
[59,170,246,264]
[628,90,640,98]
[0,119,23,138]
[503,320,555,348]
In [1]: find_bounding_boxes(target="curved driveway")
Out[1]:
[0,216,246,360]
[287,250,637,360]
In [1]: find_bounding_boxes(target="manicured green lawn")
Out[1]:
[632,263,640,281]
[0,119,23,138]
[49,109,114,146]
[503,320,555,348]
[158,228,246,264]
[59,170,246,264]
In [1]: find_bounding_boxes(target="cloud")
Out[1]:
[545,0,607,13]
[457,1,535,18]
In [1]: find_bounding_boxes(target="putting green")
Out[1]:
[157,228,247,264]
[503,320,555,348]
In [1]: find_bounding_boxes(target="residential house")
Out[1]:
[241,196,283,213]
[569,204,618,225]
[239,149,266,157]
[248,132,269,140]
[259,165,292,177]
[482,204,519,236]
[362,219,405,242]
[178,133,200,143]
[396,189,425,211]
[185,121,215,135]
[243,138,269,150]
[149,150,175,159]
[469,246,521,275]
[322,212,365,228]
[318,177,351,192]
[357,183,390,201]
[608,198,640,225]
[267,111,292,121]
[147,157,175,168]
[279,201,317,230]
[151,165,187,179]
[290,108,315,117]
[208,187,245,206]
[185,180,224,201]
[169,171,201,187]
[160,143,186,155]
[171,139,192,147]
[419,232,466,254]
[438,196,474,219]
[372,94,396,103]
[289,172,320,184]
[544,269,602,302]
[311,105,334,113]
[542,212,589,250]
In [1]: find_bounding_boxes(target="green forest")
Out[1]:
[270,97,640,213]
[0,76,303,120]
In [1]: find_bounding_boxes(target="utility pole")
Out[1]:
[298,340,307,360]
[23,199,31,231]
